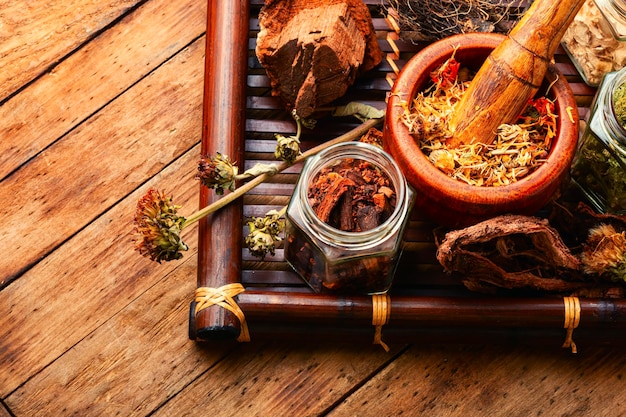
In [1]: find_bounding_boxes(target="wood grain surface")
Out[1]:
[1,1,625,416]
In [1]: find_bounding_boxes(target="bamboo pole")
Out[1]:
[234,291,626,346]
[194,0,249,341]
[447,0,585,147]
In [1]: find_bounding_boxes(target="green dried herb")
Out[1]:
[572,134,626,212]
[244,207,286,260]
[613,81,626,129]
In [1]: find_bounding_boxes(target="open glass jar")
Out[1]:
[561,0,626,86]
[571,67,626,214]
[284,141,414,294]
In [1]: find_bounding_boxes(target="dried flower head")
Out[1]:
[274,133,301,164]
[244,209,285,259]
[581,224,626,282]
[133,188,188,263]
[196,152,238,194]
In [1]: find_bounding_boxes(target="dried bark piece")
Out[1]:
[338,187,355,231]
[256,0,383,118]
[356,205,380,231]
[435,215,602,294]
[308,159,396,232]
[311,173,355,223]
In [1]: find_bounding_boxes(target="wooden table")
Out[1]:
[1,1,625,416]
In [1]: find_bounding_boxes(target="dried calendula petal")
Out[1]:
[429,149,456,173]
[400,59,555,186]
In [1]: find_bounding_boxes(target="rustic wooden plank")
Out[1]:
[0,0,140,102]
[0,143,202,399]
[0,0,207,181]
[5,242,237,417]
[0,36,205,288]
[0,402,11,417]
[150,342,407,417]
[326,344,626,416]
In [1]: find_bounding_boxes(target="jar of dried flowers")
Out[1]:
[284,141,414,294]
[562,0,626,86]
[571,66,626,214]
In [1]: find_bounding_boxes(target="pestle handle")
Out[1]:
[447,0,585,147]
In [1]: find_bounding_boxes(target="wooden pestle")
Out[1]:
[447,0,585,148]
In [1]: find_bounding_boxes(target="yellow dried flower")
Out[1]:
[244,208,285,259]
[581,224,626,282]
[400,60,554,186]
[274,133,301,164]
[429,149,456,174]
[133,189,188,263]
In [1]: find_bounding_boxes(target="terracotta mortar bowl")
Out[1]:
[384,33,579,228]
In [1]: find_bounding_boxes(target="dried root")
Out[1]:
[436,214,623,297]
[385,0,528,42]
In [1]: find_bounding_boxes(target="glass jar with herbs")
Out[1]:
[284,141,414,294]
[561,0,626,86]
[571,67,626,214]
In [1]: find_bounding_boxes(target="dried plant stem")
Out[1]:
[387,0,527,42]
[182,117,383,229]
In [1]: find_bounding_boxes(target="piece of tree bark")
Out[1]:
[435,215,621,296]
[256,0,383,118]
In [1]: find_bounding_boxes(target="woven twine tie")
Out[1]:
[194,283,250,342]
[562,296,580,354]
[372,293,391,352]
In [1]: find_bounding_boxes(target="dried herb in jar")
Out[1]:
[561,0,626,86]
[613,80,626,128]
[284,140,413,294]
[571,69,626,214]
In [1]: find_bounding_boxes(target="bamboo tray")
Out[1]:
[189,0,626,349]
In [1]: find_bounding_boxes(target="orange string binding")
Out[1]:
[372,293,391,352]
[562,296,580,353]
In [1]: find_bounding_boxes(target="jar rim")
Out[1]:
[297,141,409,249]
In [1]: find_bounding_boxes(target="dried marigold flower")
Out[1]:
[244,209,285,259]
[428,148,456,174]
[581,224,626,282]
[196,152,238,195]
[133,188,188,263]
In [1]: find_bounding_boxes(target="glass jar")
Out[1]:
[571,67,626,214]
[561,0,626,86]
[284,141,414,294]
[596,0,626,39]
